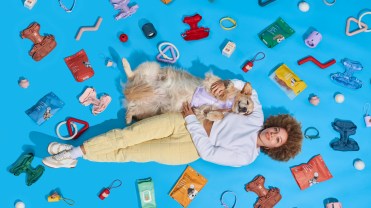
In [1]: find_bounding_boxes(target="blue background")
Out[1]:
[2,0,371,207]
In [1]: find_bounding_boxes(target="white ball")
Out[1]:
[298,1,310,12]
[15,201,25,208]
[354,159,365,170]
[335,94,345,103]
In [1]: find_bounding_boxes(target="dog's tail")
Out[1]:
[122,58,134,79]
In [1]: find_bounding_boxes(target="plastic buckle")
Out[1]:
[67,117,89,139]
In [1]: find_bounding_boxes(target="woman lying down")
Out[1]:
[42,79,303,168]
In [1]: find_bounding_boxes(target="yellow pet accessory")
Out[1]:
[269,64,307,99]
[219,17,237,30]
[48,191,75,206]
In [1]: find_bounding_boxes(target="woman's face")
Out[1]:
[258,127,288,148]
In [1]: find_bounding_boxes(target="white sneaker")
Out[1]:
[42,150,77,168]
[47,142,73,155]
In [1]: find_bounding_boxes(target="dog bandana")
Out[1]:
[191,87,234,109]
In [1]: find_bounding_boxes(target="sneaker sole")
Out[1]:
[42,159,77,169]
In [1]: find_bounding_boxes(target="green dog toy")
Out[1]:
[9,153,45,186]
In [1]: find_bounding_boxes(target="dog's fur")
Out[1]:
[121,58,254,124]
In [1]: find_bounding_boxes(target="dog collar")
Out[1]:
[304,127,320,140]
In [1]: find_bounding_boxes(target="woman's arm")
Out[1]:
[185,114,248,167]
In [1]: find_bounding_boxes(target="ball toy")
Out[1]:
[298,1,310,12]
[15,201,25,208]
[354,159,365,171]
[309,95,320,106]
[335,93,345,103]
[119,34,128,42]
[18,79,29,89]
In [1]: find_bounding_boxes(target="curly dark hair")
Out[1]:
[260,114,303,161]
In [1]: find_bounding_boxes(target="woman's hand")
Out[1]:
[182,102,195,118]
[211,80,226,97]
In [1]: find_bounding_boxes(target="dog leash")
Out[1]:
[220,190,237,208]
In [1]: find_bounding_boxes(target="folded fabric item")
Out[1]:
[169,166,207,207]
[330,119,359,151]
[290,155,332,190]
[92,94,112,115]
[258,17,295,48]
[64,49,94,82]
[25,92,65,125]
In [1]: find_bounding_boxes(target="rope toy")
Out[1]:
[219,17,237,30]
[156,42,180,64]
[304,127,320,139]
[242,52,265,72]
[220,191,237,208]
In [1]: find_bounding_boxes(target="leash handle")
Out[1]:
[220,190,237,208]
[59,0,77,13]
[108,179,122,190]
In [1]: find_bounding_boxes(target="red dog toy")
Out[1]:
[181,14,210,41]
[298,56,336,69]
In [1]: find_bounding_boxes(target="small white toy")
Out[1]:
[24,0,37,10]
[18,78,30,89]
[298,1,310,12]
[354,159,365,170]
[335,93,345,103]
[15,201,26,208]
[222,41,236,58]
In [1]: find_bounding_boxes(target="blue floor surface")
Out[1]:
[1,0,371,207]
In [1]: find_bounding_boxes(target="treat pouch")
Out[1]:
[64,49,94,82]
[25,92,65,125]
[290,155,332,190]
[169,166,207,207]
[269,64,307,99]
[259,17,295,48]
[137,177,157,208]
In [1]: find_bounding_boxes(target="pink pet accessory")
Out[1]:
[18,78,30,88]
[297,56,336,69]
[305,31,322,48]
[110,0,138,20]
[92,94,112,115]
[242,52,265,72]
[326,202,342,208]
[156,42,180,64]
[181,14,210,41]
[79,87,98,106]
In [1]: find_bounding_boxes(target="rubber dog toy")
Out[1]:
[219,17,237,30]
[99,179,122,200]
[18,78,30,89]
[181,14,210,41]
[245,175,282,207]
[297,56,336,69]
[156,42,180,64]
[119,33,128,42]
[21,22,57,61]
[75,17,103,41]
[305,31,322,48]
[110,0,138,20]
[9,153,44,186]
[242,52,265,72]
[142,22,157,39]
[330,58,363,89]
[258,0,276,7]
[56,117,89,140]
[161,0,172,4]
[345,17,368,36]
[15,201,26,208]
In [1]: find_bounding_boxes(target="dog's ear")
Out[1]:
[241,82,252,95]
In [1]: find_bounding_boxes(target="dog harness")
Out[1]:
[191,87,234,109]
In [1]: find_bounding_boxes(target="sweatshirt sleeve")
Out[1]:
[184,115,248,167]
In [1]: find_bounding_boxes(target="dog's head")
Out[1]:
[231,82,254,115]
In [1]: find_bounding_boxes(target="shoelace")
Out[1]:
[58,144,73,152]
[53,151,71,161]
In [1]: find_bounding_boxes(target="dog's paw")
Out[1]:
[126,113,133,124]
[206,111,224,121]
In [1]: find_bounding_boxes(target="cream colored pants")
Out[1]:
[82,113,200,165]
